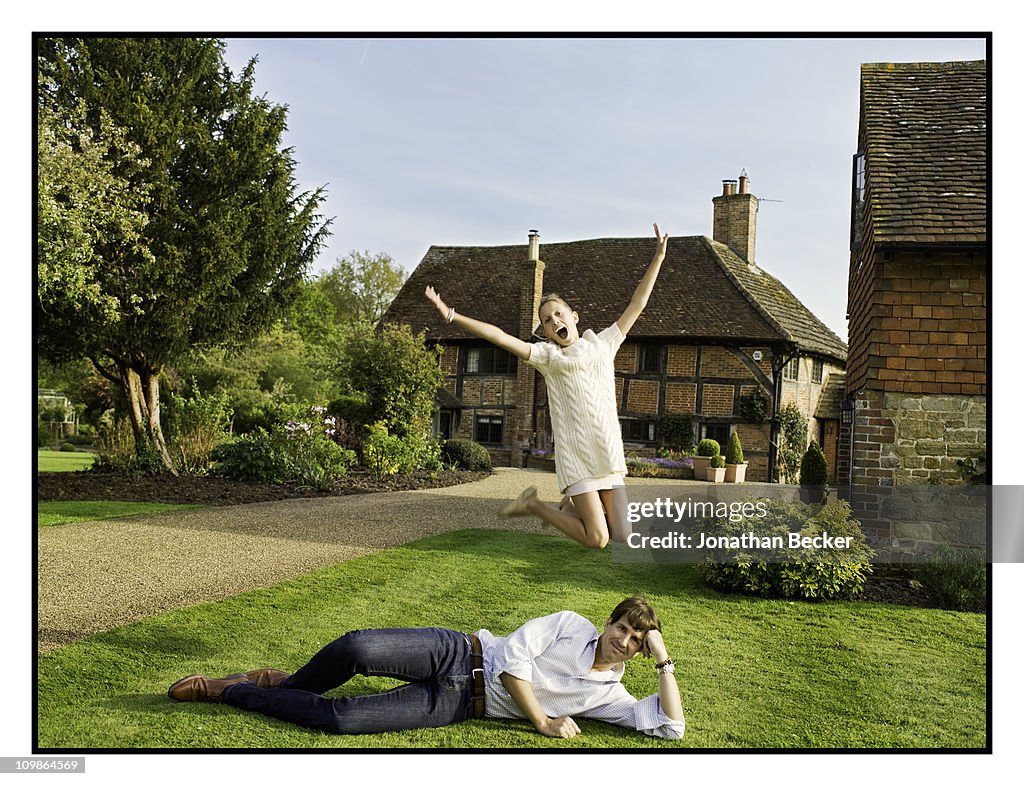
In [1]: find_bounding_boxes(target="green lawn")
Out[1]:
[36,529,987,750]
[38,449,95,472]
[37,500,204,527]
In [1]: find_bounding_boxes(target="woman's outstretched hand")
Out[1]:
[425,285,448,318]
[653,223,669,257]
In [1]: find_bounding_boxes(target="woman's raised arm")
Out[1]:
[425,285,534,361]
[616,223,668,336]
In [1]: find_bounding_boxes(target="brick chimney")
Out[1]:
[520,230,544,337]
[713,170,758,263]
[513,230,545,464]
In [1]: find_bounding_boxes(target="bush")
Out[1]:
[336,322,442,444]
[59,442,77,452]
[696,438,720,457]
[327,394,371,452]
[211,406,357,489]
[659,414,693,452]
[93,416,165,475]
[63,433,96,446]
[725,431,744,465]
[441,439,492,472]
[362,422,417,479]
[800,441,829,486]
[698,497,875,600]
[211,428,286,484]
[165,385,233,475]
[915,545,987,612]
[710,454,725,469]
[736,388,769,424]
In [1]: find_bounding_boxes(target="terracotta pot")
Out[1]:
[691,456,712,477]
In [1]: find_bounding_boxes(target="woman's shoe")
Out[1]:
[501,486,538,517]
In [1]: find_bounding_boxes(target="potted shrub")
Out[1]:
[799,440,829,502]
[724,431,747,483]
[692,438,720,479]
[706,454,726,483]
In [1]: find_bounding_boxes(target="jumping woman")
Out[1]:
[425,223,669,549]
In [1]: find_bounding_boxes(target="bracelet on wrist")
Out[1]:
[446,306,456,323]
[655,658,674,674]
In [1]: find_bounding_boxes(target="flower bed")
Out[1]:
[526,451,695,479]
[626,455,694,479]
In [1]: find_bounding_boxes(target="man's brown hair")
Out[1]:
[608,596,661,633]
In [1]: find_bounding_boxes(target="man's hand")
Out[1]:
[538,716,581,738]
[642,628,670,663]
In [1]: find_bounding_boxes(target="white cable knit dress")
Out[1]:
[526,324,627,494]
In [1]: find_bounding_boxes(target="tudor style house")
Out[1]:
[384,175,848,483]
[839,61,987,490]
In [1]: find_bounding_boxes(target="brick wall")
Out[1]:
[615,344,637,374]
[847,249,986,395]
[667,346,697,376]
[627,379,660,414]
[699,346,750,377]
[665,382,697,414]
[701,383,735,416]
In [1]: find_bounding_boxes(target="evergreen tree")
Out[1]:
[36,38,330,472]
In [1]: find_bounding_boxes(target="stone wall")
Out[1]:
[847,389,986,487]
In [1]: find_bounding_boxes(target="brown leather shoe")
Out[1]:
[167,673,252,702]
[246,669,290,688]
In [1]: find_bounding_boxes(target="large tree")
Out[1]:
[36,38,330,472]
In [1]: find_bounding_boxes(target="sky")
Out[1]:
[222,35,987,343]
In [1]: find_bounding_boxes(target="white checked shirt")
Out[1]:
[475,611,685,740]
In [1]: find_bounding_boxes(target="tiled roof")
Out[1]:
[709,240,848,361]
[815,371,847,419]
[384,235,847,363]
[861,61,987,245]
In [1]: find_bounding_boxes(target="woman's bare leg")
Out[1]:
[502,486,610,549]
[598,486,631,543]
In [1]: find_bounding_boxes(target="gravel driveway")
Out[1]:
[37,468,568,653]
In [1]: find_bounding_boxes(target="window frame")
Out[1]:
[474,414,505,444]
[637,345,663,374]
[850,151,866,250]
[466,346,517,375]
[621,418,657,443]
[702,422,732,448]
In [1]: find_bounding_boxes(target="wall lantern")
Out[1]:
[841,398,854,426]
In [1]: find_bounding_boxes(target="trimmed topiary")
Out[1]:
[799,441,829,486]
[696,438,721,457]
[725,431,744,465]
[710,454,725,469]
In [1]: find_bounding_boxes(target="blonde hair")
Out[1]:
[538,293,573,319]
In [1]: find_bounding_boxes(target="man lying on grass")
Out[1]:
[168,595,685,740]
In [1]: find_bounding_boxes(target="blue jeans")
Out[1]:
[222,628,477,734]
